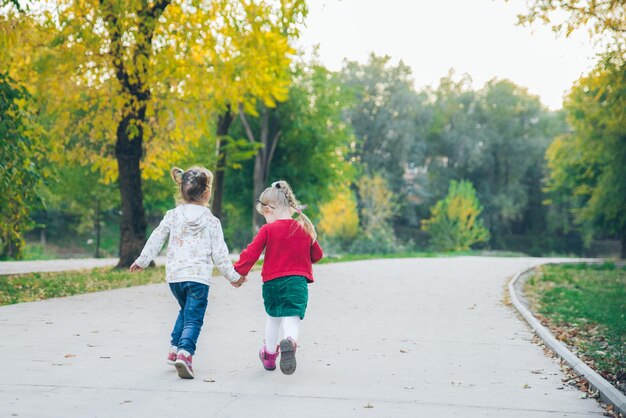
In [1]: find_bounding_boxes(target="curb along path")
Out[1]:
[509,265,626,415]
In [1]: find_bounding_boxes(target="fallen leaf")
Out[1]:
[204,378,216,383]
[400,349,408,353]
[64,354,76,358]
[523,384,531,389]
[363,403,374,409]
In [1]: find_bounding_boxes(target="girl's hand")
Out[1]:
[129,263,143,272]
[231,275,247,288]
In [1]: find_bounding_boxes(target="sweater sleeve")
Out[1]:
[311,240,323,264]
[134,212,170,268]
[209,218,240,283]
[234,226,268,276]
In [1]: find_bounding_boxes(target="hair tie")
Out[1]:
[271,181,281,189]
[295,204,308,214]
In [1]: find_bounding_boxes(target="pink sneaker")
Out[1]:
[259,345,279,371]
[279,338,297,375]
[166,350,177,365]
[174,352,194,379]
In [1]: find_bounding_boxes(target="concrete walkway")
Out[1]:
[0,257,605,417]
[0,256,165,275]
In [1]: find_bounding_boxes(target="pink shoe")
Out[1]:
[259,345,279,371]
[279,338,297,375]
[166,350,177,365]
[174,352,194,379]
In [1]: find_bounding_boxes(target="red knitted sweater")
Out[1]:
[234,219,323,283]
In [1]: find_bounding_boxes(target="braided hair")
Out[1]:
[256,180,317,241]
[170,166,213,205]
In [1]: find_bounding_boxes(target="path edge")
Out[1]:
[508,264,626,415]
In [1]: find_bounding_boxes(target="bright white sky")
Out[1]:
[296,0,602,110]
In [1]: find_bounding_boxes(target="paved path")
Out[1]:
[0,257,605,417]
[0,257,165,275]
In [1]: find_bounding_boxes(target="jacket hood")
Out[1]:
[176,204,212,234]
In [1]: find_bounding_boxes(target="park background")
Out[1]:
[1,0,625,264]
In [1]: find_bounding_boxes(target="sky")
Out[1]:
[295,0,602,110]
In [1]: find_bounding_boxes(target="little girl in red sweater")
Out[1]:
[234,180,323,375]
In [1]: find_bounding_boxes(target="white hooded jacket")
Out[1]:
[133,204,240,285]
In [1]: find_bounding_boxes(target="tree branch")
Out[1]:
[238,103,257,144]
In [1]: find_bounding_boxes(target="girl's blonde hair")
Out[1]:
[170,166,213,206]
[257,180,317,241]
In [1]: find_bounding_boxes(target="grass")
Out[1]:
[0,267,165,306]
[317,250,527,264]
[524,262,626,390]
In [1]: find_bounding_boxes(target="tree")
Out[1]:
[206,0,307,219]
[421,180,490,252]
[219,58,356,240]
[3,0,307,267]
[235,59,355,232]
[349,174,401,254]
[514,0,625,39]
[545,56,626,257]
[0,72,47,259]
[340,55,429,187]
[425,73,562,248]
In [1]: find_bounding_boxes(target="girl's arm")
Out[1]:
[132,213,171,269]
[311,240,323,263]
[208,218,241,283]
[234,226,268,276]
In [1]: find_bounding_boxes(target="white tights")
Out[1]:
[265,315,300,354]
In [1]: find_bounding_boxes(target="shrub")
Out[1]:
[421,180,490,251]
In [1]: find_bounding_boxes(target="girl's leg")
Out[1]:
[278,316,300,375]
[177,282,209,356]
[264,315,282,353]
[169,283,186,348]
[281,316,301,342]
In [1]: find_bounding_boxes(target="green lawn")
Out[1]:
[0,267,165,305]
[524,263,626,389]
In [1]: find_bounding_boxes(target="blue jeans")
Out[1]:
[169,281,209,355]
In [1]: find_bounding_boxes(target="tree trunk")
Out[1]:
[239,105,281,232]
[94,198,101,259]
[621,228,626,259]
[252,153,267,231]
[212,106,234,220]
[115,111,148,268]
[102,1,169,268]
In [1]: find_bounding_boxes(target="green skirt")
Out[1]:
[262,275,309,319]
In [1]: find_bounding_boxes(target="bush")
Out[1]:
[421,180,490,252]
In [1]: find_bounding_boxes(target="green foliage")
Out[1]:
[526,263,626,383]
[340,54,431,194]
[222,57,356,245]
[272,59,356,216]
[515,0,625,51]
[545,55,626,256]
[349,174,403,254]
[0,72,47,259]
[426,73,563,247]
[421,180,490,252]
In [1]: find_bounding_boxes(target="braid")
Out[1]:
[277,181,300,210]
[271,180,317,241]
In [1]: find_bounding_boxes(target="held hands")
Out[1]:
[129,263,143,272]
[231,275,247,288]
